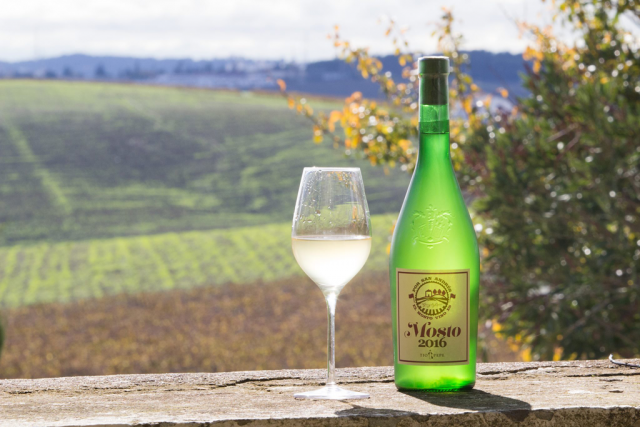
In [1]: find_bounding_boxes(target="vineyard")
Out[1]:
[0,81,413,376]
[0,80,408,244]
[0,81,519,378]
[0,214,395,308]
[0,271,518,379]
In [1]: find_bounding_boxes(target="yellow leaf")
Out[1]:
[398,139,411,151]
[498,87,509,98]
[399,56,406,66]
[328,111,342,132]
[553,347,563,361]
[361,69,369,79]
[287,98,295,109]
[463,98,472,114]
[276,79,286,91]
[313,126,323,143]
[533,60,541,74]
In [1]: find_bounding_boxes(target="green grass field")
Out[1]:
[0,81,407,308]
[0,214,395,308]
[0,81,408,245]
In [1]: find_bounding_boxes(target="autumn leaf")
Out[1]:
[287,98,295,109]
[398,139,411,151]
[328,111,342,132]
[386,79,395,90]
[276,79,286,91]
[463,97,472,114]
[312,126,323,143]
[498,87,509,98]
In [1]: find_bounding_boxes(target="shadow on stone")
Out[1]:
[401,389,533,422]
[335,402,419,419]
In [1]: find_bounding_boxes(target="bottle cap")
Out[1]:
[418,56,450,76]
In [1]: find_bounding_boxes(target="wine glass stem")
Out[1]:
[325,293,337,386]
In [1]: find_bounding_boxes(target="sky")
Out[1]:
[0,0,557,62]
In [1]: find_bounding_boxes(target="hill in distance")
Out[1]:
[0,80,409,244]
[0,50,529,98]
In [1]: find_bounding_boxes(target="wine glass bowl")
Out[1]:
[291,167,372,400]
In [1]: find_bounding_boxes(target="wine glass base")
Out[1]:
[294,384,370,400]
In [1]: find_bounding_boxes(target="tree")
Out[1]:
[279,0,640,360]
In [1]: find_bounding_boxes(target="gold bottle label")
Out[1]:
[396,268,469,365]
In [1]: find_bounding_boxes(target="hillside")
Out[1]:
[0,215,395,308]
[0,80,409,244]
[0,50,528,98]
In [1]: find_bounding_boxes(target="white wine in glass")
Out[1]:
[292,236,371,295]
[291,167,372,400]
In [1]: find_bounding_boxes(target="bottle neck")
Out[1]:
[417,73,450,167]
[419,104,449,134]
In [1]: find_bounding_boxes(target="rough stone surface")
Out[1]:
[1,360,639,426]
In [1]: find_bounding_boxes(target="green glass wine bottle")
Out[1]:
[389,56,479,391]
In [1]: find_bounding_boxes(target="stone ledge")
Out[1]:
[1,359,639,426]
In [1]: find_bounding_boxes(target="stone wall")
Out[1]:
[1,359,639,426]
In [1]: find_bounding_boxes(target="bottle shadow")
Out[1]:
[335,390,532,423]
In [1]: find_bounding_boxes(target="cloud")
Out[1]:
[0,0,553,62]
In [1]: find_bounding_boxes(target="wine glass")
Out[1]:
[291,167,372,400]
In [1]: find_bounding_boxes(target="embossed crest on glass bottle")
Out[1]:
[411,206,453,249]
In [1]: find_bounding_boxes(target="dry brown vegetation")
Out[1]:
[0,272,518,379]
